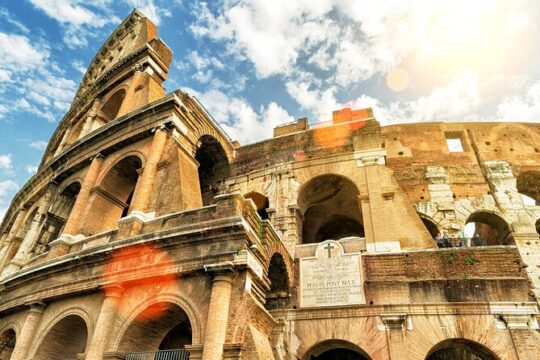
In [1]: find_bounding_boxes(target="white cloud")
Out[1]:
[29,140,48,151]
[191,89,294,144]
[29,0,120,48]
[25,165,39,175]
[0,7,30,34]
[285,82,339,121]
[126,0,171,25]
[0,154,13,173]
[497,81,540,122]
[0,32,49,72]
[72,59,86,75]
[0,179,18,222]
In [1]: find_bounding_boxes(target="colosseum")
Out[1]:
[0,9,539,360]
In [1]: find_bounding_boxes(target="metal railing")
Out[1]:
[126,349,190,360]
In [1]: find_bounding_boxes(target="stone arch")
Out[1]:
[302,339,372,360]
[83,154,143,235]
[464,211,513,246]
[425,338,500,360]
[30,310,92,360]
[0,327,17,360]
[245,191,270,219]
[190,115,234,162]
[195,135,230,206]
[418,213,440,238]
[31,181,82,256]
[265,252,292,310]
[99,87,127,122]
[113,293,203,351]
[298,174,364,244]
[516,171,540,205]
[114,294,201,354]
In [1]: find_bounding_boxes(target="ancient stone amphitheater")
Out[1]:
[0,9,539,360]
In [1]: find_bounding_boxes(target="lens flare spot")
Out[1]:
[102,243,177,321]
[386,68,410,92]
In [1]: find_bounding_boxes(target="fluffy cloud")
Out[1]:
[497,81,540,122]
[29,140,48,151]
[29,0,121,48]
[0,154,13,174]
[0,32,49,71]
[191,89,294,144]
[0,179,19,222]
[125,0,171,25]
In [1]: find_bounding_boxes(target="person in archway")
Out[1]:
[442,231,453,248]
[435,232,444,248]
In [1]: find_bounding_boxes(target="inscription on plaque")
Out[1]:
[300,240,364,307]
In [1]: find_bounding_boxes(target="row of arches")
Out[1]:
[0,302,193,359]
[0,314,502,360]
[306,339,499,360]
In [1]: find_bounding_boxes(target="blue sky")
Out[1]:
[1,0,540,219]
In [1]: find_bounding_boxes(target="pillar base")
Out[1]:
[103,351,126,360]
[48,234,84,258]
[185,345,203,360]
[117,211,155,239]
[1,258,24,277]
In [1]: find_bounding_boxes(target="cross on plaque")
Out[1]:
[323,242,335,258]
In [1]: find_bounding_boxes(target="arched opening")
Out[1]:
[0,328,16,359]
[32,182,81,256]
[298,174,364,244]
[195,136,229,206]
[33,315,88,360]
[536,218,540,236]
[425,338,499,360]
[464,212,513,246]
[245,192,269,219]
[100,89,127,122]
[119,302,192,356]
[304,340,371,360]
[419,214,439,239]
[83,156,141,235]
[517,171,540,205]
[265,253,290,310]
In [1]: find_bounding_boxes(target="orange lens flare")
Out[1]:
[102,243,177,321]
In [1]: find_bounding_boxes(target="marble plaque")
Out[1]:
[299,240,364,307]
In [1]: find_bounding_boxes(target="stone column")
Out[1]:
[80,99,101,138]
[503,314,540,359]
[10,302,46,360]
[0,208,27,269]
[85,286,124,360]
[202,264,236,360]
[128,125,167,214]
[381,315,408,360]
[54,128,71,156]
[62,154,104,236]
[2,186,55,276]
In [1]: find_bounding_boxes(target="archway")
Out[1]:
[32,182,81,256]
[304,340,371,360]
[118,302,192,354]
[245,192,269,219]
[419,214,439,239]
[83,156,141,235]
[195,135,229,206]
[464,212,513,246]
[265,253,290,310]
[536,218,540,236]
[516,171,540,205]
[298,174,364,244]
[425,338,499,360]
[33,315,88,360]
[0,328,16,360]
[100,89,127,122]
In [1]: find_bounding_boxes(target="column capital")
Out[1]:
[204,262,237,283]
[381,314,409,331]
[152,123,168,133]
[501,314,535,330]
[91,152,105,161]
[103,284,125,299]
[26,301,47,314]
